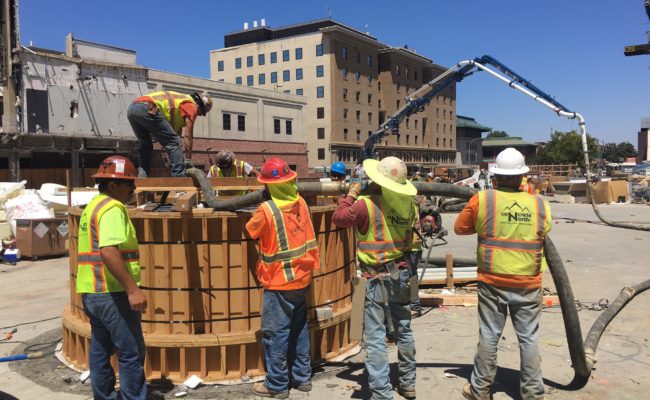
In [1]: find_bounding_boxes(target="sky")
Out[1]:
[20,0,650,146]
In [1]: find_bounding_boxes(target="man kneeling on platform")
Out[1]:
[245,158,320,399]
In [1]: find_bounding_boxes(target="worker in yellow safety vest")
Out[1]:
[128,90,213,177]
[207,150,259,196]
[455,147,552,400]
[76,156,147,400]
[333,156,419,400]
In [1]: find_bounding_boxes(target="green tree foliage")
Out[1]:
[601,142,637,162]
[486,130,509,138]
[531,130,599,166]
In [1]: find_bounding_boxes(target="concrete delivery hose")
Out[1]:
[188,168,648,386]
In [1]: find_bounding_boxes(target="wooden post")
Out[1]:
[445,253,454,289]
[66,170,72,207]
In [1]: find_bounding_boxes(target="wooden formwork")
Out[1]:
[62,203,357,383]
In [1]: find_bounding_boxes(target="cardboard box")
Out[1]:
[586,180,630,204]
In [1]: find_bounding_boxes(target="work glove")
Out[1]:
[347,178,364,200]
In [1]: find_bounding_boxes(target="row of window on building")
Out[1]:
[335,149,454,164]
[217,44,326,71]
[235,65,324,86]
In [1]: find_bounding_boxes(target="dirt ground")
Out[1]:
[1,202,649,399]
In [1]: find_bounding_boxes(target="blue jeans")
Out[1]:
[405,250,422,311]
[261,288,311,393]
[82,293,147,400]
[470,282,544,400]
[127,102,185,177]
[364,269,416,400]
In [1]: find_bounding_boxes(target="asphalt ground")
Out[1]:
[1,201,649,399]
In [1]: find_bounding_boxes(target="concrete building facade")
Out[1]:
[210,19,457,172]
[637,118,650,162]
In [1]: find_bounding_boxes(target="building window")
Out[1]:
[443,109,447,119]
[356,110,361,122]
[405,66,409,78]
[342,47,348,59]
[274,118,281,134]
[286,120,292,135]
[378,81,381,91]
[258,73,265,85]
[223,113,231,130]
[317,86,324,98]
[217,60,224,71]
[450,139,453,147]
[296,68,303,80]
[368,130,373,137]
[316,65,324,77]
[414,119,418,129]
[235,58,242,69]
[355,72,360,83]
[318,127,325,139]
[247,56,253,67]
[317,107,324,119]
[406,118,410,128]
[368,93,372,104]
[443,138,447,146]
[436,138,440,146]
[368,112,372,123]
[443,124,446,133]
[406,135,410,144]
[342,68,348,79]
[295,47,302,60]
[316,43,323,56]
[247,75,253,86]
[282,49,290,62]
[355,91,360,102]
[414,70,418,80]
[343,128,348,140]
[356,129,361,141]
[343,88,348,100]
[283,70,290,82]
[235,76,242,85]
[355,51,360,63]
[397,100,401,108]
[318,148,325,160]
[258,54,265,65]
[296,88,303,96]
[270,52,277,63]
[395,65,400,75]
[367,55,372,66]
[415,136,418,145]
[271,72,277,83]
[436,122,439,132]
[343,108,348,120]
[378,99,382,108]
[238,115,246,132]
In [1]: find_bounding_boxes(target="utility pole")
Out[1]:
[1,0,20,181]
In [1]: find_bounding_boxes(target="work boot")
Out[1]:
[252,382,289,398]
[411,308,423,318]
[291,381,312,392]
[397,385,416,399]
[462,383,489,400]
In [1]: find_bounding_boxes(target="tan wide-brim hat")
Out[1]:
[363,158,417,196]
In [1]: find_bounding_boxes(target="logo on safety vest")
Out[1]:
[388,215,411,226]
[500,201,532,224]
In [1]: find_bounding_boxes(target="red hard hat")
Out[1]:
[257,158,297,184]
[92,156,137,180]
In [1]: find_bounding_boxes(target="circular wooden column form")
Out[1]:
[61,204,357,383]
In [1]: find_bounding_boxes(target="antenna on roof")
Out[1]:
[327,5,332,19]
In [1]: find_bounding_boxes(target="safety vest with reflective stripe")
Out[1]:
[256,197,319,290]
[210,160,245,177]
[475,189,551,276]
[356,196,416,266]
[76,194,141,293]
[141,91,194,134]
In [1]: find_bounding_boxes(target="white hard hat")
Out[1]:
[427,172,434,178]
[492,147,529,175]
[363,156,417,196]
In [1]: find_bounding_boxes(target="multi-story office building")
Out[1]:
[210,19,457,172]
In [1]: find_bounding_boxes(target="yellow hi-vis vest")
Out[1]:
[356,196,416,266]
[144,91,194,134]
[210,159,245,177]
[475,189,552,276]
[76,194,141,293]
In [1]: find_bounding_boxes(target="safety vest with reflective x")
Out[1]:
[142,91,194,134]
[256,197,319,290]
[356,196,416,267]
[475,189,552,276]
[76,194,141,293]
[210,160,245,177]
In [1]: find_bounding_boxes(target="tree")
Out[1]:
[531,130,599,166]
[486,130,509,138]
[601,141,637,162]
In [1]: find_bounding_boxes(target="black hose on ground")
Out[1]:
[585,184,650,231]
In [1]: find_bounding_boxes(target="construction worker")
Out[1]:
[127,90,213,178]
[330,161,347,181]
[207,149,259,178]
[411,171,422,181]
[333,156,418,400]
[245,158,320,399]
[454,148,552,400]
[425,172,435,182]
[75,156,147,400]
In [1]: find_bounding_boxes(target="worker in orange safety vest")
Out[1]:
[245,158,320,398]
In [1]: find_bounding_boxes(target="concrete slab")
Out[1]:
[1,202,649,399]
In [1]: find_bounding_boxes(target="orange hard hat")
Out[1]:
[257,158,297,184]
[92,156,137,180]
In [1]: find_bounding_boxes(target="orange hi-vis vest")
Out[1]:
[255,197,320,290]
[475,189,551,276]
[139,91,194,134]
[210,160,245,177]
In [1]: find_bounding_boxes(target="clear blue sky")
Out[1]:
[21,0,650,146]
